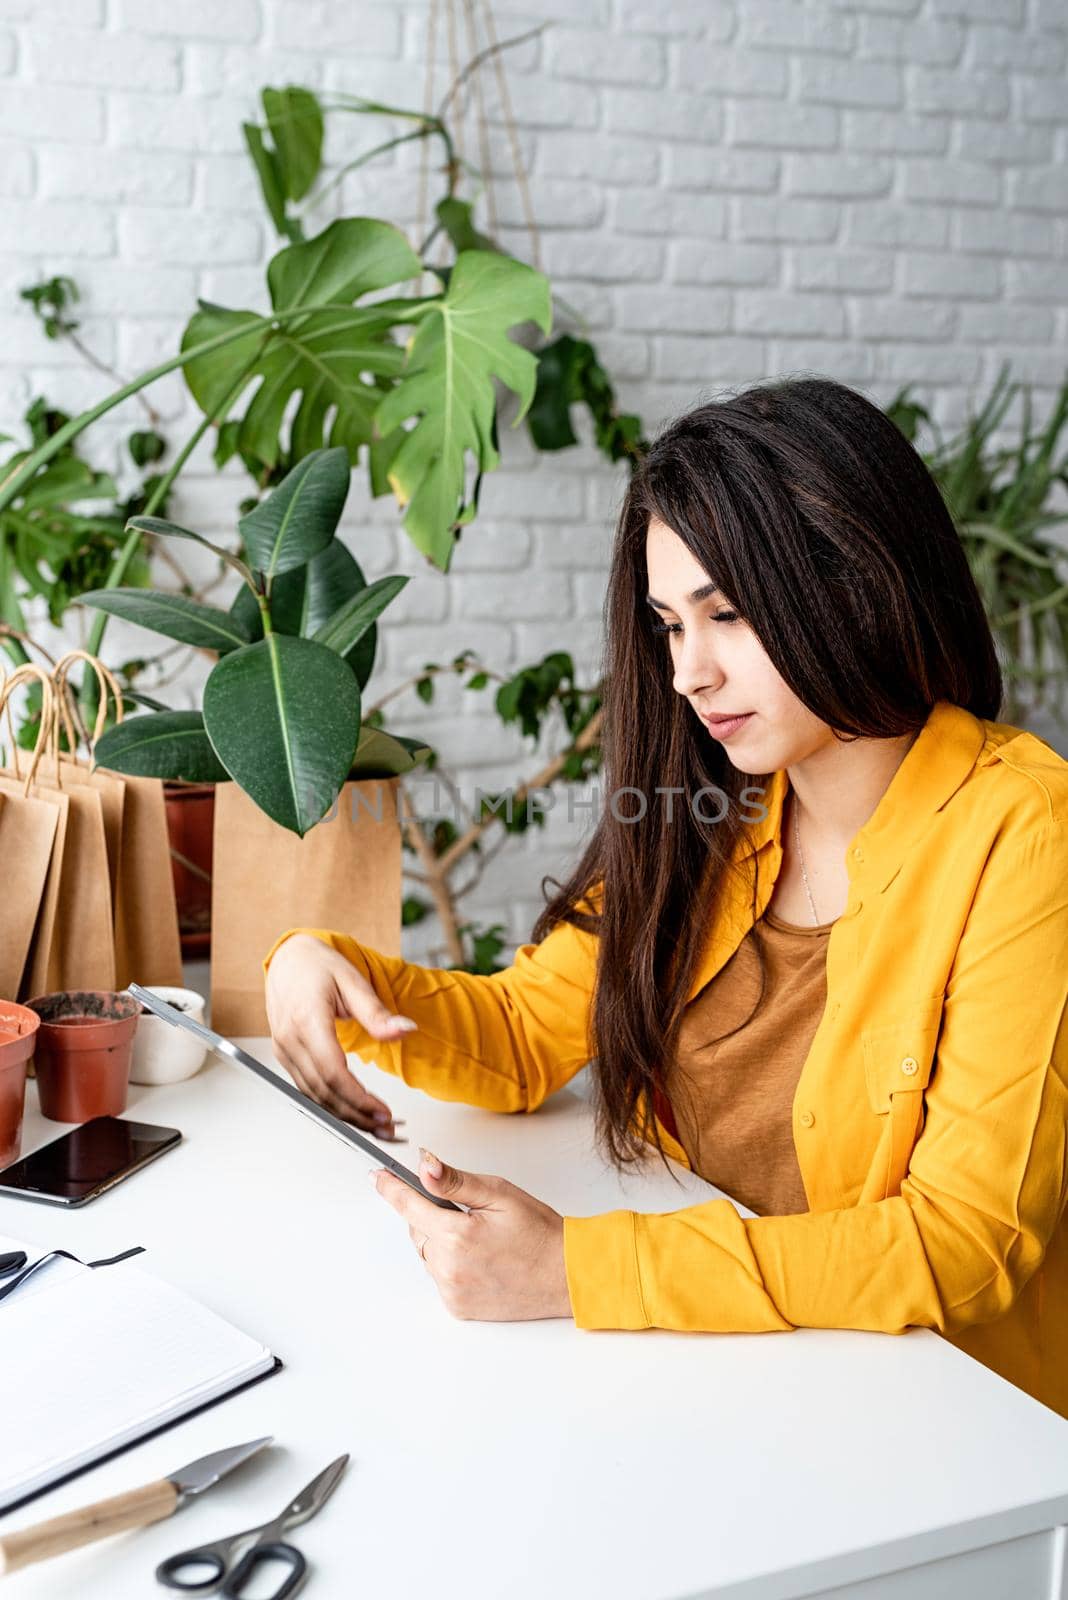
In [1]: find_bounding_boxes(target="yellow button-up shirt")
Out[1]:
[262,700,1068,1418]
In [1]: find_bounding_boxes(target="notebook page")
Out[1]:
[0,1259,273,1510]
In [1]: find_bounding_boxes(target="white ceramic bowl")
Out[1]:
[129,985,209,1085]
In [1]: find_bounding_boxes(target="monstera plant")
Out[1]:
[80,447,429,836]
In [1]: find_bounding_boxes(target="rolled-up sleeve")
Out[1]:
[564,820,1068,1335]
[262,907,599,1114]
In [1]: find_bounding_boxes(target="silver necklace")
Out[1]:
[792,791,821,926]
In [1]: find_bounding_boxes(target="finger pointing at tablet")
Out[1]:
[265,933,416,1133]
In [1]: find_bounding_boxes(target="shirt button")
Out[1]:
[901,1056,919,1076]
[852,846,864,861]
[799,1110,815,1128]
[850,899,863,916]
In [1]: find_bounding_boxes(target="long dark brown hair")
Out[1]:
[530,376,1003,1176]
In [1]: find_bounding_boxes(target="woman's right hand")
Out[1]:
[264,933,418,1134]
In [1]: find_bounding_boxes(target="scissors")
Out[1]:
[155,1453,348,1599]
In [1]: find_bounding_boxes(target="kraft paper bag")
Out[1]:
[48,650,182,991]
[108,769,184,991]
[210,775,403,1036]
[0,790,59,1001]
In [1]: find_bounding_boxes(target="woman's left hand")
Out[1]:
[369,1149,573,1321]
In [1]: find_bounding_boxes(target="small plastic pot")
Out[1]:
[27,990,141,1124]
[129,985,209,1085]
[0,1002,41,1167]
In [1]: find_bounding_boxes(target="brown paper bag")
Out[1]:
[210,775,403,1035]
[0,665,73,1003]
[0,670,62,1000]
[48,651,183,991]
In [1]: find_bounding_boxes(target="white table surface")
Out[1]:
[2,1028,1068,1600]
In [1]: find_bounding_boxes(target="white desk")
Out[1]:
[2,1044,1068,1600]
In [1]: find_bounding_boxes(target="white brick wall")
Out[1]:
[2,0,1067,959]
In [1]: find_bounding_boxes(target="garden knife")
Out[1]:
[0,1435,272,1576]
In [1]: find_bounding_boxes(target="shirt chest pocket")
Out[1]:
[858,997,944,1201]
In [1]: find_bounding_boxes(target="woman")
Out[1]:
[264,378,1068,1419]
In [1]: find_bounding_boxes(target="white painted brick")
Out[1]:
[198,152,265,212]
[735,196,839,241]
[674,43,788,97]
[320,56,414,103]
[955,119,1052,164]
[536,131,659,186]
[28,27,180,89]
[957,304,1055,343]
[610,186,726,239]
[401,10,541,73]
[852,300,957,340]
[0,26,13,71]
[541,234,664,282]
[859,17,963,62]
[1013,76,1066,123]
[532,521,614,570]
[486,70,598,130]
[927,0,1022,19]
[902,158,1001,206]
[72,261,197,316]
[784,153,893,197]
[910,66,1009,117]
[903,253,1000,298]
[32,0,104,20]
[842,109,949,153]
[0,200,114,256]
[39,147,194,205]
[670,239,779,286]
[726,99,837,149]
[619,0,733,34]
[667,145,778,192]
[548,25,664,85]
[736,292,847,337]
[772,342,877,381]
[111,93,246,154]
[846,203,949,248]
[119,208,262,265]
[0,142,32,196]
[383,621,514,678]
[954,209,1055,255]
[457,572,571,621]
[440,523,533,572]
[878,346,982,384]
[114,0,262,40]
[1008,168,1068,213]
[0,84,103,141]
[790,247,894,293]
[0,311,115,365]
[1031,0,1066,26]
[603,86,722,142]
[1010,262,1068,302]
[652,335,770,382]
[493,179,604,230]
[739,1,856,54]
[184,45,326,96]
[619,286,731,334]
[544,281,614,330]
[968,21,1065,71]
[577,331,650,380]
[798,55,902,107]
[272,1,399,52]
[479,471,584,520]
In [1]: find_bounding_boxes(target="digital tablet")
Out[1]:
[127,984,463,1212]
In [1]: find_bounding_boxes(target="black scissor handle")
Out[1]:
[222,1540,307,1600]
[155,1544,228,1593]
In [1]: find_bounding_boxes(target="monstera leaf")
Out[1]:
[374,251,552,571]
[181,219,422,473]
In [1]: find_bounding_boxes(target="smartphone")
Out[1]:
[0,1117,181,1208]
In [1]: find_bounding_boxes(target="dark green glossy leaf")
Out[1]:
[78,587,253,652]
[350,723,432,777]
[238,448,350,579]
[203,633,361,835]
[313,573,407,656]
[92,709,230,783]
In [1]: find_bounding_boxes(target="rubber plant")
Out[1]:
[80,447,431,837]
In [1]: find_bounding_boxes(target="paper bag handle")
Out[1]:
[0,664,57,798]
[47,649,127,785]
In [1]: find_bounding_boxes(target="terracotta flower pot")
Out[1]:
[0,1002,41,1168]
[27,990,141,1124]
[163,781,215,959]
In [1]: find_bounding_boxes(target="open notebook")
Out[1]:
[0,1233,280,1516]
